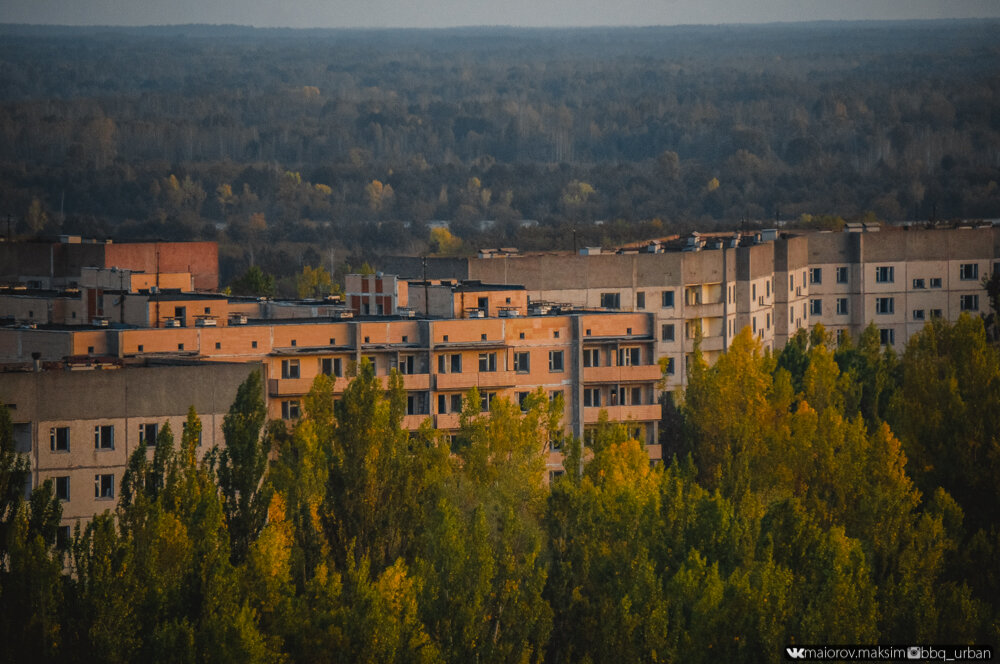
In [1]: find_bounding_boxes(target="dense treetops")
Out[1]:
[1,315,998,661]
[1,21,998,289]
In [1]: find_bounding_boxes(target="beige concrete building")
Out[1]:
[0,360,260,534]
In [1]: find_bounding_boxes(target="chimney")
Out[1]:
[31,351,41,372]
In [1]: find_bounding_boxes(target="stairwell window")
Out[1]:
[960,263,979,281]
[95,474,114,500]
[94,425,114,450]
[960,294,979,311]
[50,427,70,452]
[876,266,894,283]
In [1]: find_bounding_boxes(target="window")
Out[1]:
[95,474,114,500]
[930,308,942,319]
[481,334,487,341]
[514,352,530,373]
[479,391,496,412]
[137,344,143,352]
[477,296,488,310]
[177,344,184,351]
[766,279,771,297]
[450,394,463,413]
[553,330,560,338]
[548,351,564,372]
[450,354,462,373]
[912,278,926,289]
[600,292,621,309]
[665,357,676,375]
[50,427,69,452]
[752,283,757,301]
[55,476,70,502]
[752,317,757,334]
[836,298,849,315]
[281,400,301,419]
[836,267,848,284]
[399,355,416,375]
[789,274,794,291]
[836,329,846,344]
[661,290,675,308]
[214,342,221,350]
[583,348,600,367]
[251,340,258,349]
[930,277,942,289]
[960,294,979,311]
[281,359,300,379]
[516,391,530,412]
[876,297,894,315]
[478,352,497,372]
[766,313,771,329]
[321,357,343,377]
[960,263,979,281]
[913,309,926,321]
[809,268,822,285]
[879,328,895,346]
[94,425,114,450]
[291,339,297,347]
[406,393,428,415]
[57,525,70,549]
[875,266,894,283]
[618,347,641,366]
[810,299,822,316]
[437,394,447,414]
[549,390,563,403]
[139,423,158,447]
[583,388,601,408]
[636,292,645,309]
[631,387,643,405]
[661,324,675,342]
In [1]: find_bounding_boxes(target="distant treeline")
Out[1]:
[1,21,999,285]
[2,317,999,662]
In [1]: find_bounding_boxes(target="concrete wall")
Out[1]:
[0,361,260,526]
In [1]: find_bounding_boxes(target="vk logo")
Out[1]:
[786,647,806,659]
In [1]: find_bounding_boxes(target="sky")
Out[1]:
[1,0,998,29]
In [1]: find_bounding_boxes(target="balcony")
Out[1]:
[683,301,725,318]
[434,413,462,430]
[583,364,663,383]
[646,444,663,461]
[268,377,314,397]
[583,404,661,424]
[401,414,432,430]
[435,371,515,390]
[379,373,431,391]
[699,335,725,352]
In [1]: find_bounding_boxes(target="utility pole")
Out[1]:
[422,256,429,317]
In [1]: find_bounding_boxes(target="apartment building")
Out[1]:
[0,237,219,291]
[384,224,999,386]
[0,359,260,533]
[806,226,999,345]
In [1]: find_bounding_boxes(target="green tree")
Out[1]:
[217,370,271,564]
[230,266,277,298]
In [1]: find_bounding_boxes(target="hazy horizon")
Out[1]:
[2,0,999,30]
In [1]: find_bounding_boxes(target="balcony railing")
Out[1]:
[583,404,661,424]
[582,364,662,383]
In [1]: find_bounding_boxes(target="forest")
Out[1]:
[1,315,998,662]
[1,21,1000,289]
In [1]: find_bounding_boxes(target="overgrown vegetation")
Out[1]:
[2,315,998,661]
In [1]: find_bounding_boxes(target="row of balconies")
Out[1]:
[267,363,665,397]
[429,404,661,430]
